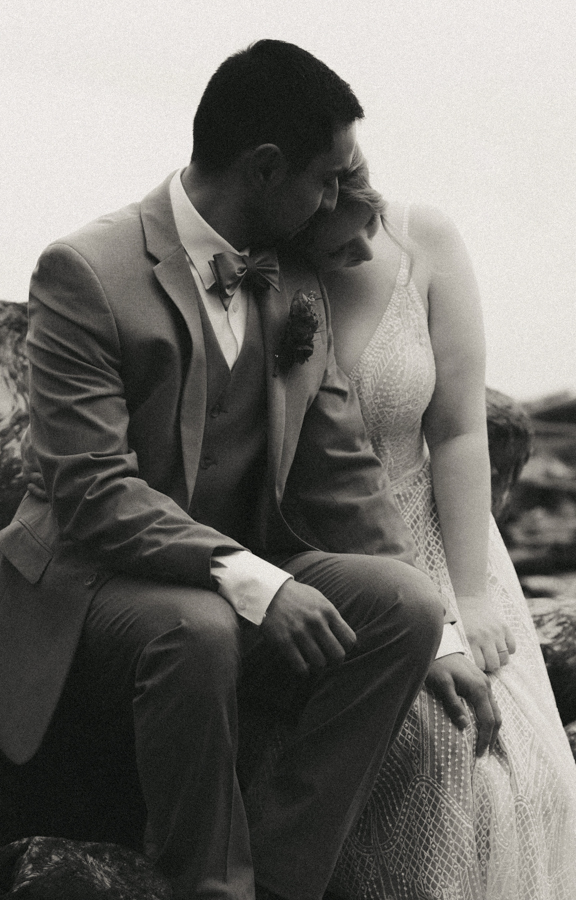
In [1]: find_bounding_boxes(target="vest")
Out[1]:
[190,299,269,554]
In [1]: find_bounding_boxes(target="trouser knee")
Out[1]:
[83,579,242,707]
[285,551,444,660]
[136,601,242,705]
[387,564,444,655]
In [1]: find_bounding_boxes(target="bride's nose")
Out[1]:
[352,234,374,262]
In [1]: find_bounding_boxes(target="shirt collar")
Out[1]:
[169,169,247,291]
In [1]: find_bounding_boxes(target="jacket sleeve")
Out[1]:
[283,289,417,564]
[25,241,245,589]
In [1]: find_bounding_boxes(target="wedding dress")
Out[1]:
[327,209,576,900]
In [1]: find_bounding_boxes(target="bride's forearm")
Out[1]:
[428,430,491,601]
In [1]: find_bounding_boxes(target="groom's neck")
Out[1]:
[180,163,252,250]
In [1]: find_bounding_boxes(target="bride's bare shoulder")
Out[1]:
[403,203,463,257]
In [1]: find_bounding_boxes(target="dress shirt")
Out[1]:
[170,170,462,657]
[170,170,291,624]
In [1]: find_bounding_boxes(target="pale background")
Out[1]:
[2,0,575,401]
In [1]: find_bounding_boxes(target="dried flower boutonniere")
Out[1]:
[274,289,322,376]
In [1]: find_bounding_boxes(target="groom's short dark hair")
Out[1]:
[192,40,364,173]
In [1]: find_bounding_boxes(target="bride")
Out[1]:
[294,148,576,899]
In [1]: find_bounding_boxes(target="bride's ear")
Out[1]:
[245,144,289,188]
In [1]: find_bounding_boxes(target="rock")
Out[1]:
[565,721,576,758]
[486,386,533,522]
[0,836,172,898]
[501,396,576,574]
[526,595,576,725]
[0,300,29,528]
[521,572,576,600]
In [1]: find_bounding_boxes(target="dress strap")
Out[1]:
[397,205,411,286]
[401,204,411,239]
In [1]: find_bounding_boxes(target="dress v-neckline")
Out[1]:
[348,249,410,381]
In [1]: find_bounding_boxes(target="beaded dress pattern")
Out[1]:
[329,208,576,900]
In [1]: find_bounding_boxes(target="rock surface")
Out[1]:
[526,593,576,725]
[501,394,576,574]
[0,300,29,528]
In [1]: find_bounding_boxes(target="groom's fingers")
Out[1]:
[280,641,315,677]
[261,581,356,673]
[296,609,356,670]
[325,611,357,654]
[311,618,356,666]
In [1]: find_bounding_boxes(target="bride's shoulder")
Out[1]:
[401,203,463,257]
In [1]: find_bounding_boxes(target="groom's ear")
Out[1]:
[246,144,289,188]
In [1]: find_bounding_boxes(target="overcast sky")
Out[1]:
[2,0,575,400]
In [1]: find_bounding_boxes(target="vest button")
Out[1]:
[200,455,216,469]
[84,573,98,587]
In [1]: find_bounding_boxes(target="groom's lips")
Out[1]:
[290,219,311,238]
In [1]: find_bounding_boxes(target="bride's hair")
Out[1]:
[337,146,387,218]
[338,148,413,281]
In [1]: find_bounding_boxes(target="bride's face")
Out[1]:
[305,201,380,272]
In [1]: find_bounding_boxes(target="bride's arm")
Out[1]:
[417,206,516,672]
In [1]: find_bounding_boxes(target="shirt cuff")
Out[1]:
[211,549,292,625]
[435,623,465,659]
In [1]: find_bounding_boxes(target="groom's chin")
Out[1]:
[288,219,312,240]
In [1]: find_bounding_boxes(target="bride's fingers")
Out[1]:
[504,625,517,655]
[482,643,503,673]
[470,642,487,672]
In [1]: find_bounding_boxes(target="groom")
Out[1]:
[1,41,456,900]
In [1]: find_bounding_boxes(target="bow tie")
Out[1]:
[209,250,280,309]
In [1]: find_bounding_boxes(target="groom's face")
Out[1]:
[259,123,357,244]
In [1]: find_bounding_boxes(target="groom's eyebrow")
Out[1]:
[324,165,347,180]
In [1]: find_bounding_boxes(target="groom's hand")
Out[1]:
[260,580,357,676]
[425,653,502,756]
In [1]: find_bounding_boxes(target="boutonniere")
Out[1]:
[274,289,322,376]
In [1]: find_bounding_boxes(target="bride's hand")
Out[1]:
[457,595,516,673]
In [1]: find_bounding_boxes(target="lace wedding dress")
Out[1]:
[328,210,576,900]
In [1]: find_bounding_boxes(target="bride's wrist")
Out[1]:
[455,592,490,610]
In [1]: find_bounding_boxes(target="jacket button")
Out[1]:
[84,573,98,587]
[200,455,216,469]
[210,404,221,418]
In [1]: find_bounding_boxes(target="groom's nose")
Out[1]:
[319,179,339,212]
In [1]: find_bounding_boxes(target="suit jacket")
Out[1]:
[0,174,415,764]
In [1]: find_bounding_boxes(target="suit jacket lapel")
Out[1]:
[138,176,319,508]
[140,175,207,504]
[258,273,291,497]
[265,255,325,492]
